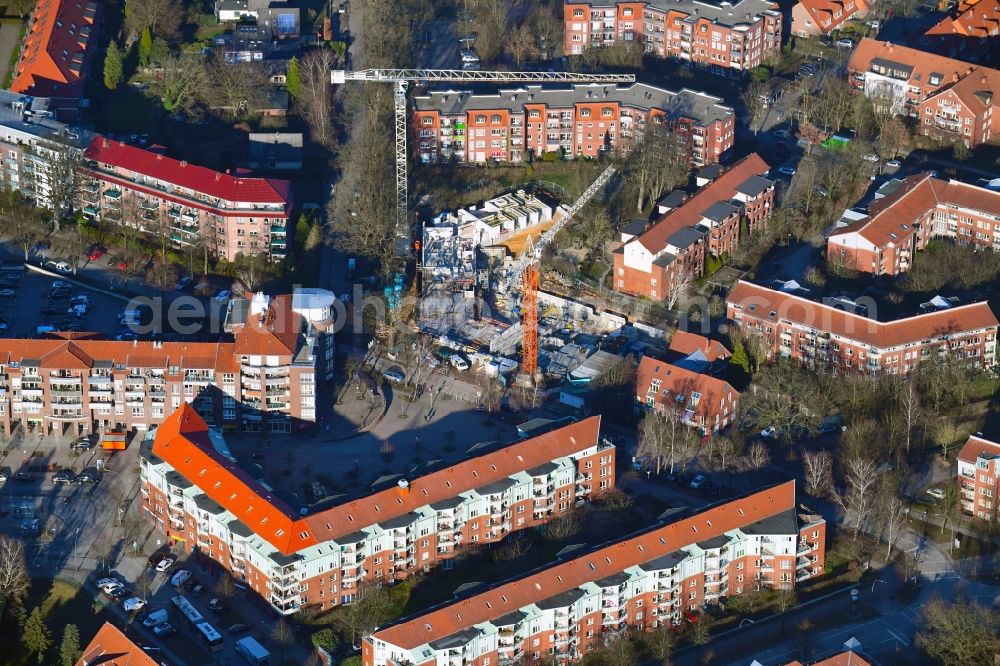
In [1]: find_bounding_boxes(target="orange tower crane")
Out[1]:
[500,167,616,375]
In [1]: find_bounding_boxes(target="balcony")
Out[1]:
[103,189,122,200]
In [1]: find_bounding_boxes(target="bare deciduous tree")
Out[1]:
[744,441,770,472]
[802,450,833,498]
[206,58,269,119]
[834,455,880,540]
[150,53,209,116]
[507,23,540,68]
[125,0,183,40]
[665,265,695,311]
[543,510,583,541]
[639,408,692,475]
[300,49,336,148]
[0,535,30,620]
[899,380,921,455]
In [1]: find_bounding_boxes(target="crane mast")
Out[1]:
[330,69,634,241]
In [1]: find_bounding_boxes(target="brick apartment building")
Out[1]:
[827,172,1000,276]
[412,82,735,167]
[957,434,1000,522]
[10,0,99,119]
[613,153,774,301]
[79,136,292,262]
[727,280,999,375]
[636,340,740,435]
[140,409,615,615]
[78,622,158,666]
[363,481,825,666]
[0,293,328,436]
[791,0,869,37]
[563,0,782,73]
[921,0,1000,64]
[848,38,1000,149]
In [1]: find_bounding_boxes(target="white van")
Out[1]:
[450,355,469,372]
[235,636,271,665]
[142,608,168,627]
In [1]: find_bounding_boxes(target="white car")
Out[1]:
[835,38,855,48]
[862,153,880,162]
[885,159,902,169]
[170,569,192,587]
[69,295,90,305]
[96,578,120,591]
[760,425,777,438]
[122,596,146,612]
[450,355,470,372]
[155,556,176,572]
[925,488,946,501]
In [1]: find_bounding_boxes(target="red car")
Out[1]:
[115,258,132,271]
[87,245,106,260]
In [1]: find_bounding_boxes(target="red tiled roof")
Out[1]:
[668,330,732,362]
[635,154,770,253]
[830,173,1000,247]
[234,295,300,357]
[926,0,1000,37]
[84,136,291,205]
[784,652,872,666]
[636,356,738,422]
[796,0,869,30]
[11,0,97,96]
[0,339,240,373]
[375,481,797,650]
[152,407,605,556]
[728,280,999,348]
[77,622,159,666]
[958,434,1000,463]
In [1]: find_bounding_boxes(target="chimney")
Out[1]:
[180,160,187,167]
[156,154,163,160]
[397,479,410,496]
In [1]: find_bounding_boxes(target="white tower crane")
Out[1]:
[330,69,635,242]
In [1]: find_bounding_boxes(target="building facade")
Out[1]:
[613,153,774,300]
[827,173,1000,276]
[636,354,740,435]
[957,434,1000,522]
[413,83,735,167]
[848,38,1000,148]
[10,0,99,118]
[79,136,292,262]
[563,0,782,73]
[140,409,615,615]
[727,280,999,375]
[0,294,325,436]
[364,481,825,666]
[791,0,869,37]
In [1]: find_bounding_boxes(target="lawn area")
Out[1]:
[0,578,112,665]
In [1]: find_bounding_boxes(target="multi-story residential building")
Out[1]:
[78,622,158,665]
[848,38,1000,148]
[412,82,735,167]
[563,0,782,73]
[791,0,869,37]
[727,280,999,375]
[79,136,292,261]
[0,293,326,436]
[613,153,774,300]
[363,480,825,666]
[0,90,90,210]
[140,408,615,615]
[957,434,1000,522]
[827,173,1000,276]
[921,0,1000,64]
[636,352,739,435]
[10,0,99,118]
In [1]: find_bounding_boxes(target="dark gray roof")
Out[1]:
[736,175,773,198]
[430,496,466,511]
[336,530,368,544]
[476,477,516,496]
[701,201,739,223]
[698,164,724,181]
[267,551,303,567]
[165,470,193,489]
[493,610,527,626]
[228,519,253,538]
[666,226,706,250]
[638,550,688,572]
[653,252,678,268]
[414,83,732,126]
[194,494,225,515]
[527,462,559,477]
[646,0,780,26]
[429,627,481,650]
[659,190,687,208]
[870,57,914,76]
[536,587,586,610]
[698,535,730,550]
[379,512,420,530]
[623,218,648,236]
[595,572,630,588]
[742,508,799,536]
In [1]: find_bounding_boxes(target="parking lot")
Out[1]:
[0,266,129,339]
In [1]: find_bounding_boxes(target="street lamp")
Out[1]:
[871,578,886,593]
[74,528,81,571]
[739,619,755,628]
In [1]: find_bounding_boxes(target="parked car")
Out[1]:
[885,159,902,169]
[142,609,168,628]
[13,471,31,483]
[96,578,120,591]
[76,468,101,484]
[175,276,193,291]
[862,153,880,162]
[52,469,76,484]
[835,38,855,48]
[152,622,176,638]
[122,597,146,612]
[155,556,176,572]
[0,289,16,297]
[689,474,707,489]
[925,487,946,501]
[0,468,8,483]
[104,585,128,600]
[450,355,470,372]
[760,425,777,438]
[777,166,797,176]
[227,623,251,635]
[207,598,225,614]
[190,583,205,598]
[33,240,51,252]
[170,569,192,588]
[114,258,133,271]
[214,290,231,302]
[87,245,106,260]
[382,367,405,383]
[773,128,789,139]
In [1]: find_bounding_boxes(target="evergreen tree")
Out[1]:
[22,607,51,664]
[305,221,323,251]
[730,340,751,385]
[103,42,123,90]
[286,56,301,98]
[59,624,81,666]
[139,26,153,67]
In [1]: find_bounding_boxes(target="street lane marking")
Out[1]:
[886,628,910,646]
